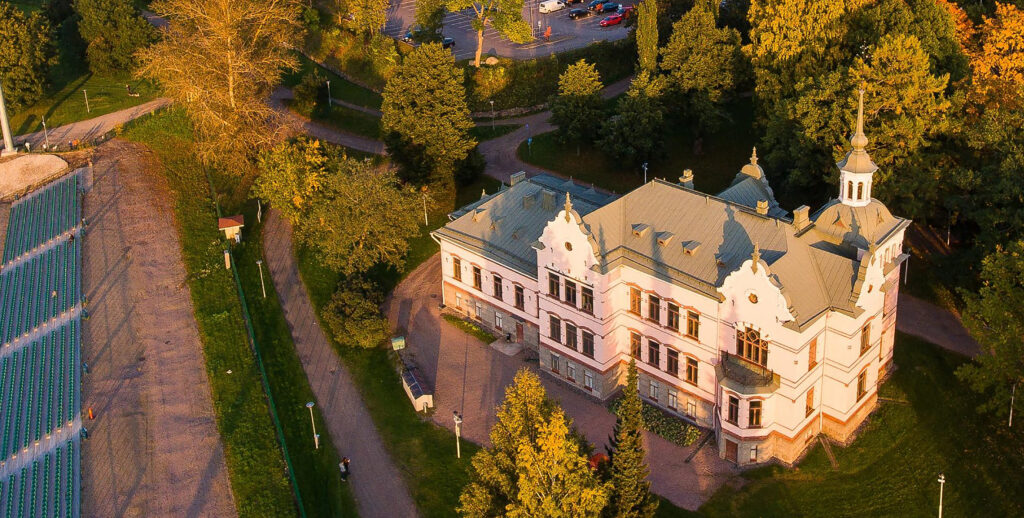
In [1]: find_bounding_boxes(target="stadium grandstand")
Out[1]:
[0,172,83,518]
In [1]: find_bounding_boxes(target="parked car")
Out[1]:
[617,4,634,14]
[539,0,566,13]
[566,0,585,4]
[586,0,604,10]
[599,2,620,12]
[442,37,456,49]
[568,7,589,18]
[600,12,624,26]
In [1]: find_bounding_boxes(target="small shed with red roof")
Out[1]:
[218,215,244,243]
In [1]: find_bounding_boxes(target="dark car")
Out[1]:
[586,0,603,10]
[566,0,585,4]
[442,37,456,49]
[599,2,620,12]
[568,8,588,19]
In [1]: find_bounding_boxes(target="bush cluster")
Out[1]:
[609,396,703,447]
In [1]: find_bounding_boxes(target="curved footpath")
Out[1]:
[14,99,172,150]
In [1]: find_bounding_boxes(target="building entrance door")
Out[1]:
[516,323,524,343]
[725,439,738,463]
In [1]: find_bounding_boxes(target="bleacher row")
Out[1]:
[1,174,80,267]
[0,441,77,518]
[0,240,79,347]
[0,322,80,462]
[0,173,82,518]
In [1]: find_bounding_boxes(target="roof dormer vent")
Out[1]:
[631,224,650,238]
[656,231,675,246]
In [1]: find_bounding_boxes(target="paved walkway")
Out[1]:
[270,87,387,155]
[261,210,419,518]
[896,293,980,357]
[13,99,172,151]
[383,254,736,511]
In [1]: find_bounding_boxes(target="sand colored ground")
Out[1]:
[0,154,69,199]
[78,140,236,518]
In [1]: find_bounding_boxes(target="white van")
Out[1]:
[539,0,566,13]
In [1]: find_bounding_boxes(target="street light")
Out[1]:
[306,401,320,449]
[489,100,495,130]
[453,411,463,459]
[642,162,648,184]
[256,259,267,299]
[326,80,332,107]
[83,89,90,113]
[937,473,946,518]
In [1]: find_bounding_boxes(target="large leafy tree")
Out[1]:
[382,42,475,189]
[607,360,657,518]
[550,59,604,152]
[636,0,658,73]
[138,0,302,161]
[0,3,56,112]
[956,241,1024,420]
[601,71,665,165]
[252,138,330,224]
[460,369,607,517]
[321,277,390,348]
[294,158,421,275]
[445,0,532,67]
[414,0,447,42]
[349,0,389,35]
[74,0,158,74]
[660,2,742,132]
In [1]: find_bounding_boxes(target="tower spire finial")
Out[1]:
[751,242,761,273]
[851,88,868,150]
[564,192,572,222]
[750,147,758,165]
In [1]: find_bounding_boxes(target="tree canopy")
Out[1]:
[0,3,56,112]
[252,138,330,224]
[636,0,659,73]
[601,71,665,165]
[607,360,657,518]
[550,59,605,149]
[74,0,157,74]
[445,0,532,67]
[321,276,390,348]
[349,0,389,35]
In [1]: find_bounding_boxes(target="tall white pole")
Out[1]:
[83,89,90,113]
[0,81,14,155]
[937,474,945,518]
[326,80,331,107]
[453,412,463,459]
[306,402,319,449]
[422,191,428,226]
[1010,382,1016,428]
[42,117,50,149]
[256,259,267,298]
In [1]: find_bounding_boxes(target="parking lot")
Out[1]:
[384,0,631,60]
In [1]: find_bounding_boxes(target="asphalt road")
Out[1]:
[384,0,631,60]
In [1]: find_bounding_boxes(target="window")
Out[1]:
[686,311,700,339]
[667,303,680,331]
[860,323,871,355]
[565,280,577,306]
[857,370,868,401]
[548,273,560,298]
[668,389,678,410]
[565,323,578,350]
[582,330,594,358]
[805,388,815,417]
[452,257,462,281]
[736,327,769,367]
[551,353,560,373]
[750,446,758,463]
[857,182,864,200]
[493,275,503,301]
[630,332,642,359]
[473,266,482,290]
[808,337,818,370]
[748,400,762,428]
[847,180,853,199]
[474,302,484,319]
[514,285,525,310]
[666,349,679,376]
[567,362,576,381]
[727,396,739,424]
[582,287,594,314]
[648,295,661,323]
[649,379,660,401]
[629,287,641,315]
[550,315,562,342]
[686,357,698,385]
[495,312,503,330]
[584,370,594,390]
[686,399,696,417]
[647,340,660,367]
[455,293,462,309]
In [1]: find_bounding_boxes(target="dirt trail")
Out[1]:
[79,140,237,518]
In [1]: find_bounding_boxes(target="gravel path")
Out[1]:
[896,293,980,357]
[13,99,172,151]
[262,209,419,518]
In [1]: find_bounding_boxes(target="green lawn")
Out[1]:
[287,99,382,140]
[517,99,757,196]
[282,53,383,109]
[469,124,521,141]
[699,333,1024,518]
[10,18,159,136]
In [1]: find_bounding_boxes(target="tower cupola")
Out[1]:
[836,89,877,208]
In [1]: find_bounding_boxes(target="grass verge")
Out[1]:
[286,99,382,140]
[468,124,521,141]
[282,53,383,109]
[441,313,498,343]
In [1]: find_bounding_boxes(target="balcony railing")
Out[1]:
[717,351,780,393]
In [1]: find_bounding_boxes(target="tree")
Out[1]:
[252,138,330,224]
[607,360,657,518]
[970,2,1024,99]
[294,159,421,275]
[321,277,390,348]
[0,3,56,112]
[414,0,447,42]
[445,0,532,67]
[138,0,302,161]
[349,0,389,35]
[660,2,742,132]
[382,42,475,190]
[74,0,157,74]
[956,241,1024,420]
[636,0,658,73]
[601,71,665,165]
[550,60,605,152]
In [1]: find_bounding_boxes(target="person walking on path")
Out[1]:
[340,457,351,482]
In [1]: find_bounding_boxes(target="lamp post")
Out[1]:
[42,117,50,149]
[642,162,648,184]
[421,186,429,226]
[306,402,319,449]
[256,259,267,298]
[453,411,463,459]
[937,473,945,518]
[1010,382,1016,428]
[489,100,495,130]
[326,80,332,107]
[83,89,90,113]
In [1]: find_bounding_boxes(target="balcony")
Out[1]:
[716,351,780,395]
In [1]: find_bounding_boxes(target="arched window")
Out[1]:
[857,182,864,200]
[736,327,769,367]
[847,181,853,200]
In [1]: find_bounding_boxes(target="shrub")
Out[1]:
[321,277,391,348]
[293,69,327,112]
[608,396,703,447]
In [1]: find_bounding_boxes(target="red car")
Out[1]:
[600,12,624,26]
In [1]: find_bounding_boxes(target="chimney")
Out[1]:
[541,189,556,210]
[756,200,769,215]
[510,171,526,186]
[792,205,810,231]
[679,169,694,189]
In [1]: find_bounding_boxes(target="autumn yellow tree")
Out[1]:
[138,0,303,161]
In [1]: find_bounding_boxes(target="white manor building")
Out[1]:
[432,96,909,465]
